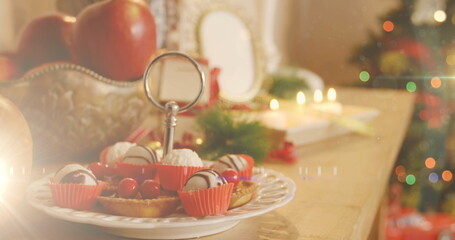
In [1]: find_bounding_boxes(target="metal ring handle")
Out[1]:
[143,51,206,113]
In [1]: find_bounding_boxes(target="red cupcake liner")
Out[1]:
[178,183,234,217]
[49,181,105,210]
[238,165,253,181]
[116,162,157,183]
[157,164,208,191]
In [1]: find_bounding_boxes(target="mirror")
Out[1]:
[197,10,262,103]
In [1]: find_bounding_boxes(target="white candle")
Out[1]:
[311,88,343,114]
[296,91,306,112]
[261,99,287,130]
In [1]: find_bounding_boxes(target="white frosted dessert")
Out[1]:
[162,149,203,167]
[104,141,136,167]
[53,163,98,186]
[213,154,248,173]
[121,145,160,165]
[182,169,227,191]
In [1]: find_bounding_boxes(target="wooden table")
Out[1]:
[1,88,415,240]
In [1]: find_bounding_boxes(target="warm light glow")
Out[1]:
[313,90,323,103]
[425,157,436,169]
[195,138,203,145]
[270,99,280,110]
[0,175,8,196]
[395,165,405,175]
[447,55,455,65]
[383,20,394,32]
[434,10,447,23]
[297,91,306,105]
[442,170,453,182]
[430,77,442,88]
[327,88,337,102]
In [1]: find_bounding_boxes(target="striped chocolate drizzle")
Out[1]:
[123,145,160,164]
[219,154,245,171]
[184,169,227,189]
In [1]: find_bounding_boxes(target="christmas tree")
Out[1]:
[351,0,455,212]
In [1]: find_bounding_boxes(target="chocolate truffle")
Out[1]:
[122,145,160,165]
[182,169,227,192]
[162,149,203,167]
[213,154,248,173]
[54,163,97,185]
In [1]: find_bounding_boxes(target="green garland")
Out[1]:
[196,107,272,163]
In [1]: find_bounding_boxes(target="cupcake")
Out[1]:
[157,149,208,191]
[178,169,234,217]
[212,154,253,180]
[50,163,105,210]
[116,145,161,182]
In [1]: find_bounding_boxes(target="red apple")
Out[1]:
[0,53,19,81]
[15,13,76,72]
[72,0,157,81]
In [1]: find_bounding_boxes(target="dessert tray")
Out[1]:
[26,167,296,239]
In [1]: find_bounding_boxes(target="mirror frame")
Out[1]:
[196,7,263,103]
[178,1,264,103]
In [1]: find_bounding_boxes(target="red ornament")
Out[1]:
[221,169,240,186]
[72,0,157,81]
[118,178,139,198]
[140,179,160,199]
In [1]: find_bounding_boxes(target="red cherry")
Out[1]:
[140,179,160,199]
[89,162,105,179]
[221,169,240,186]
[118,178,139,198]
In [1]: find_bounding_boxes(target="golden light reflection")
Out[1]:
[327,88,337,102]
[430,77,442,88]
[446,54,455,65]
[270,99,280,110]
[425,157,436,169]
[434,10,447,23]
[313,90,323,103]
[442,170,453,182]
[296,91,306,105]
[195,138,203,145]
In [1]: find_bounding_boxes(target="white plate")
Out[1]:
[26,167,296,239]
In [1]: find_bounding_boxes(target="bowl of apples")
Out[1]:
[0,0,158,160]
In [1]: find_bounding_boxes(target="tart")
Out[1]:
[229,181,257,209]
[97,194,180,218]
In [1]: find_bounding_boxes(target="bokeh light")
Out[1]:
[359,71,370,82]
[398,172,407,183]
[442,170,453,182]
[425,157,436,169]
[406,174,416,185]
[429,172,439,183]
[434,10,447,23]
[383,21,394,32]
[430,77,442,88]
[446,54,455,65]
[406,82,417,92]
[395,165,405,175]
